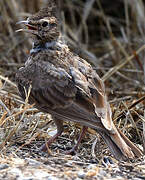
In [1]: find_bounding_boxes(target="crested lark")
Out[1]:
[16,1,142,160]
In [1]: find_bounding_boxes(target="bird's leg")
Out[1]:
[40,118,63,152]
[65,126,88,155]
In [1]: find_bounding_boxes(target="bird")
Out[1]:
[16,0,142,161]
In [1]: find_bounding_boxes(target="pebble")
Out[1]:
[0,164,9,170]
[87,164,97,170]
[34,170,50,178]
[99,169,107,176]
[25,158,42,166]
[77,170,85,179]
[18,177,34,180]
[9,167,22,176]
[103,156,113,165]
[47,176,59,180]
[72,155,81,161]
[65,162,73,167]
[9,167,26,180]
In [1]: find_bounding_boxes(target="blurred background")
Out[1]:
[0,0,144,155]
[0,0,145,82]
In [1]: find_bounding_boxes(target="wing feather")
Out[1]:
[16,59,113,132]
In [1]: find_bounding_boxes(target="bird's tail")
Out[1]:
[100,128,142,161]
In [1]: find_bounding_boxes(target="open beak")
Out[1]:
[16,19,38,36]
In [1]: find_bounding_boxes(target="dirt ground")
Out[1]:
[0,149,145,179]
[0,121,145,180]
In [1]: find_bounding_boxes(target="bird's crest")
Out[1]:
[30,0,59,21]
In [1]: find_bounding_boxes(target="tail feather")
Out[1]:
[100,129,142,161]
[100,133,126,161]
[118,129,143,158]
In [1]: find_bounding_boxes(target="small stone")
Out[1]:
[86,170,97,177]
[18,177,33,180]
[25,158,42,166]
[103,156,113,164]
[87,164,96,170]
[77,170,85,179]
[47,176,59,180]
[47,128,57,136]
[99,169,107,176]
[9,168,22,177]
[72,155,81,161]
[34,170,50,178]
[65,162,73,167]
[0,164,9,170]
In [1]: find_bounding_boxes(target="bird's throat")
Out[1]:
[30,41,57,54]
[30,38,67,54]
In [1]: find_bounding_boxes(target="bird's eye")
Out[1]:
[42,21,48,27]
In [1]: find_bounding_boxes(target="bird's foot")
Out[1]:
[40,131,62,152]
[40,143,49,152]
[64,147,77,155]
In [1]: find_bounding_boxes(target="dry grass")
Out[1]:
[0,0,145,164]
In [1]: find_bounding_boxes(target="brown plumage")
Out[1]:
[16,1,142,161]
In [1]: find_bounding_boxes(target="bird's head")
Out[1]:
[17,7,60,43]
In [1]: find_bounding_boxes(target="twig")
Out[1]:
[91,137,98,159]
[0,99,11,115]
[114,95,145,121]
[0,103,35,151]
[0,75,17,88]
[109,96,131,103]
[0,103,34,127]
[122,101,141,140]
[15,132,41,153]
[94,67,143,73]
[102,45,145,82]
